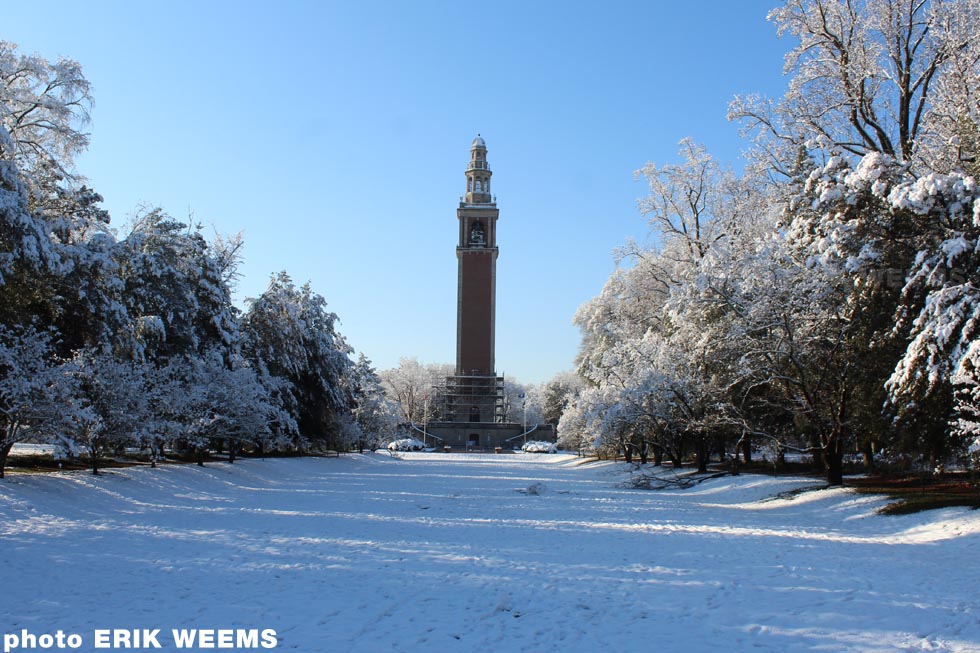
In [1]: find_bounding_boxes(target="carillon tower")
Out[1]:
[439,135,505,430]
[426,136,554,450]
[456,135,499,376]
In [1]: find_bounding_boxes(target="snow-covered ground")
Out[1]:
[1,454,979,652]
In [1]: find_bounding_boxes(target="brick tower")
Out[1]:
[441,136,505,431]
[456,135,498,376]
[426,136,555,449]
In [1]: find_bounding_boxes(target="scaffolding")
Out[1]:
[439,375,505,424]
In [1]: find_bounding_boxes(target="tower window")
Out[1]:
[470,221,485,247]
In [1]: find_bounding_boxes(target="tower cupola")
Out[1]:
[465,134,493,205]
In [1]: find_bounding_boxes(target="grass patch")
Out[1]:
[4,453,150,474]
[764,484,830,502]
[3,446,349,477]
[847,473,980,515]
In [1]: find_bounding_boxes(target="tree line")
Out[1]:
[0,41,401,476]
[558,0,980,485]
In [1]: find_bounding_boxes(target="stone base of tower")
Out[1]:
[423,373,558,450]
[424,422,556,451]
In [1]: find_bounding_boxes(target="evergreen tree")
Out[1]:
[243,272,354,450]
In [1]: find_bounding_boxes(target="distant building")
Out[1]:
[424,136,555,450]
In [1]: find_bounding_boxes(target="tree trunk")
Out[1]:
[228,441,237,464]
[673,440,686,468]
[623,442,633,463]
[652,445,663,467]
[741,435,752,464]
[696,439,709,474]
[90,444,99,475]
[197,448,205,467]
[861,439,874,473]
[825,436,844,486]
[0,441,13,479]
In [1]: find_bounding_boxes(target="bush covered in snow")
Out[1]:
[387,438,427,452]
[522,441,558,454]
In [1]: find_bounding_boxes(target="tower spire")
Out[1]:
[464,134,493,205]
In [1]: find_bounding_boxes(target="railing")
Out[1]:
[408,422,444,444]
[505,425,541,443]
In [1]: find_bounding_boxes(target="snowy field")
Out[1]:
[2,454,980,652]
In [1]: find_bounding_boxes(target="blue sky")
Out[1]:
[6,1,789,384]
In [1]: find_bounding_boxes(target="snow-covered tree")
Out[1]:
[731,0,980,175]
[0,39,129,363]
[0,40,92,186]
[556,385,600,455]
[62,348,148,474]
[954,343,980,453]
[379,357,453,425]
[52,229,126,355]
[733,231,862,482]
[165,350,293,464]
[500,378,539,425]
[0,325,63,477]
[0,127,59,324]
[243,272,354,450]
[538,371,583,429]
[30,165,121,354]
[115,208,238,361]
[569,141,760,468]
[783,142,978,471]
[348,354,402,451]
[722,0,980,476]
[882,167,980,463]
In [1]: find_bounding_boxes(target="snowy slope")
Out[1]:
[1,454,979,652]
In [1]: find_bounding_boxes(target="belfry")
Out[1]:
[425,136,556,450]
